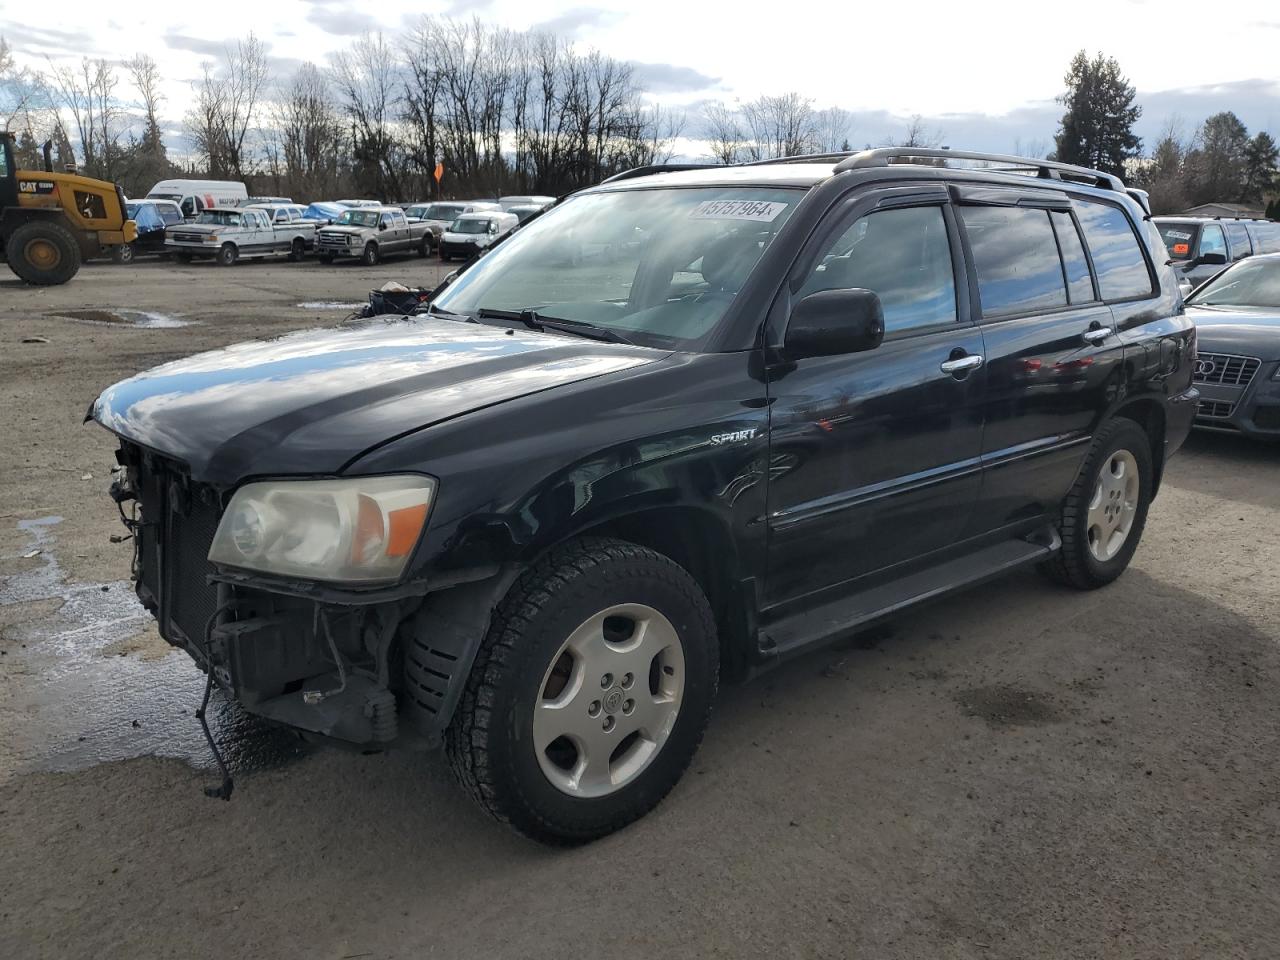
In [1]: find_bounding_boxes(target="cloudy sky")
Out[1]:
[3,0,1279,155]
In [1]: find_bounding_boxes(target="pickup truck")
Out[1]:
[315,206,431,265]
[165,207,314,265]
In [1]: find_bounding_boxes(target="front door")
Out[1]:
[763,186,986,609]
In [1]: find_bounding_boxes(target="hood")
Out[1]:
[319,224,366,235]
[444,231,490,243]
[1187,305,1280,360]
[167,223,224,235]
[92,317,661,486]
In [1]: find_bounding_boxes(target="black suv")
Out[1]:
[91,148,1197,843]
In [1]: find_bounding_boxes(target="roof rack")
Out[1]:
[742,151,858,166]
[833,148,1125,192]
[599,163,722,185]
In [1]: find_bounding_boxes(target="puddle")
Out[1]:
[48,309,194,328]
[296,301,364,310]
[0,516,307,775]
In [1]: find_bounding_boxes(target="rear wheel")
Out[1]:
[1042,417,1152,589]
[215,243,238,267]
[288,238,305,262]
[418,236,431,258]
[7,220,82,285]
[111,242,135,265]
[444,538,718,844]
[362,242,379,266]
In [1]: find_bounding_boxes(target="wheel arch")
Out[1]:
[1110,397,1168,495]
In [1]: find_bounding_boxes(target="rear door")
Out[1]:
[764,185,986,607]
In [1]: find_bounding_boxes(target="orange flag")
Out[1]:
[433,162,444,184]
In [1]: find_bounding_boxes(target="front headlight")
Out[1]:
[208,475,436,583]
[204,234,219,243]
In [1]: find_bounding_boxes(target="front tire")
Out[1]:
[111,242,135,265]
[7,220,81,285]
[1043,417,1152,590]
[444,538,718,845]
[362,242,379,266]
[215,243,238,267]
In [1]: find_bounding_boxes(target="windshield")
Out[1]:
[1187,258,1280,308]
[337,210,379,227]
[434,187,800,350]
[196,211,243,226]
[424,204,465,221]
[1157,221,1199,260]
[453,218,491,235]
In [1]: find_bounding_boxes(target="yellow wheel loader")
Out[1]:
[0,131,136,285]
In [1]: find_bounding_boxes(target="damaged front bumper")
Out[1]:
[109,441,509,752]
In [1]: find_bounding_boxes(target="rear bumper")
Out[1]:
[1192,359,1280,439]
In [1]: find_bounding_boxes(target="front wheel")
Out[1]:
[1042,417,1152,589]
[317,253,334,265]
[215,243,238,267]
[443,538,718,845]
[362,242,379,266]
[6,220,81,285]
[111,242,135,265]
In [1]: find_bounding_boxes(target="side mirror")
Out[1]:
[378,222,388,232]
[1197,251,1227,267]
[784,288,885,359]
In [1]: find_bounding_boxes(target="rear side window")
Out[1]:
[1050,211,1096,304]
[1253,223,1280,255]
[959,206,1066,318]
[1074,199,1154,301]
[1199,224,1227,259]
[1224,222,1252,259]
[798,205,958,332]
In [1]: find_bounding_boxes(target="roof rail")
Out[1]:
[833,148,1125,192]
[742,151,858,167]
[599,163,722,185]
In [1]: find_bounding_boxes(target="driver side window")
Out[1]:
[798,205,958,332]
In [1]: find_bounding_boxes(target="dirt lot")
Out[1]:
[2,260,1278,959]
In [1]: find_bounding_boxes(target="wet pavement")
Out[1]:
[0,514,307,777]
[46,308,194,328]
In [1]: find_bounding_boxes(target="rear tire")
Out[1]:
[418,237,431,258]
[215,243,238,267]
[7,220,81,285]
[1042,417,1152,590]
[288,238,305,262]
[444,537,718,845]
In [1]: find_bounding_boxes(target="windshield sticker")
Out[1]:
[1164,230,1192,240]
[689,200,788,222]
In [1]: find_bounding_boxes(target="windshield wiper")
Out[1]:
[475,308,634,345]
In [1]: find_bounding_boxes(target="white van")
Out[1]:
[438,210,520,261]
[146,179,249,221]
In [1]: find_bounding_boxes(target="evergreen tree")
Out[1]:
[1054,50,1142,178]
[15,127,41,169]
[1242,132,1279,204]
[51,121,75,171]
[1183,112,1250,206]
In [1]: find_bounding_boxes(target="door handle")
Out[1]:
[940,354,983,374]
[1082,327,1113,344]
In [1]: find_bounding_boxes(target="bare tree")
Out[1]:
[886,114,944,149]
[184,33,269,181]
[331,32,403,199]
[125,54,170,192]
[270,63,343,200]
[741,92,817,160]
[1012,137,1050,159]
[48,57,124,179]
[813,106,854,153]
[702,100,745,164]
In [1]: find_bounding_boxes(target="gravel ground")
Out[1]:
[1,260,1278,959]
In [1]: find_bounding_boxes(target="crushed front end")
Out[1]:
[110,441,421,748]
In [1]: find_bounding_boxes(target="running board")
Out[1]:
[762,533,1060,658]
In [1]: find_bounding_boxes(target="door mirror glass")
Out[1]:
[785,288,885,359]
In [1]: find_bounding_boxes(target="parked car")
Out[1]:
[301,201,345,226]
[336,199,382,208]
[507,203,548,225]
[246,202,318,258]
[1153,216,1280,295]
[146,178,248,220]
[116,199,184,262]
[164,206,314,265]
[405,200,502,252]
[91,148,1195,844]
[438,210,519,260]
[1183,253,1280,438]
[498,194,555,212]
[315,205,431,264]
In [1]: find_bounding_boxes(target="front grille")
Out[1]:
[318,232,350,249]
[1193,353,1261,387]
[1197,399,1235,419]
[169,232,205,244]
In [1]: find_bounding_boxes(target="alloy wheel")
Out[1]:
[1087,448,1140,562]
